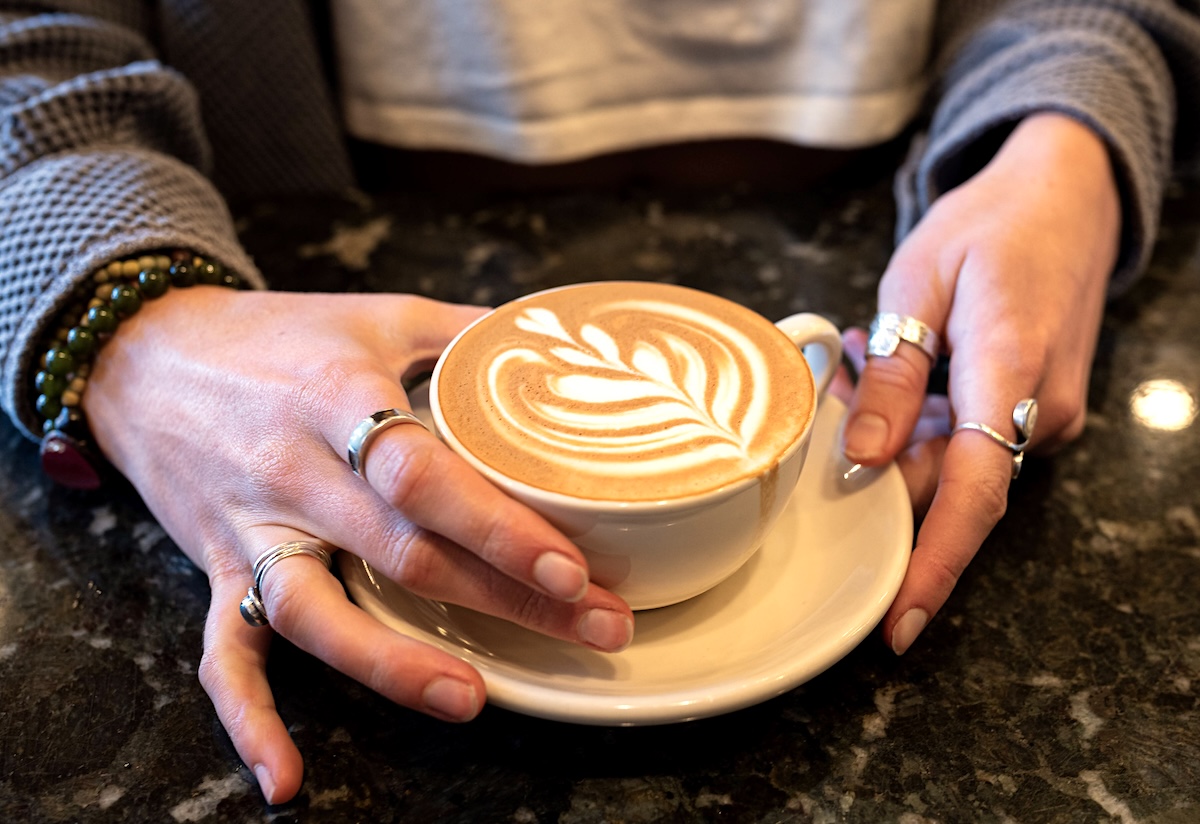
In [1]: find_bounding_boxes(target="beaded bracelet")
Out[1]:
[34,249,241,489]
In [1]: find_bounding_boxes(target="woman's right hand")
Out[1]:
[82,287,635,804]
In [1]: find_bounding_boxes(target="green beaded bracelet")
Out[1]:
[34,249,241,489]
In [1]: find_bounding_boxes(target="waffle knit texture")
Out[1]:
[2,0,1199,441]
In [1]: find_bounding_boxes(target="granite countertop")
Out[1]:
[2,157,1198,823]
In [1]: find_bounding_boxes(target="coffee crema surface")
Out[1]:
[436,282,815,501]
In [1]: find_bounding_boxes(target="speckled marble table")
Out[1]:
[2,158,1198,823]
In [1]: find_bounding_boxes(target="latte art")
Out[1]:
[436,282,814,501]
[496,300,769,468]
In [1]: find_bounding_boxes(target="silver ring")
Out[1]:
[239,540,335,627]
[868,312,939,361]
[347,408,429,478]
[952,398,1038,479]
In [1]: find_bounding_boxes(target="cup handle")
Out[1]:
[774,313,843,397]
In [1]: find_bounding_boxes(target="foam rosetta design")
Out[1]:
[484,300,770,478]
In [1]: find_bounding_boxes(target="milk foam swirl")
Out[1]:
[484,299,770,478]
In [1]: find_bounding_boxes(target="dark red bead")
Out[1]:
[39,431,102,490]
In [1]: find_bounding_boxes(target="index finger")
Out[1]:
[842,249,952,467]
[843,316,941,465]
[885,339,1040,653]
[358,414,595,603]
[885,429,1015,654]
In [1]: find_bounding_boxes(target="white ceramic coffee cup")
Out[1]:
[429,286,842,610]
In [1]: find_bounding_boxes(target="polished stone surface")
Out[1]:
[2,159,1198,822]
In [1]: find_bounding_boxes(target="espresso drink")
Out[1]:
[436,282,815,501]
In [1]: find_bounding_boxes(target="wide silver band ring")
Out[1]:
[347,408,429,478]
[952,398,1039,480]
[868,312,940,361]
[239,541,335,627]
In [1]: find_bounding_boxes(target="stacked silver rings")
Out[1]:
[238,408,429,626]
[239,541,335,627]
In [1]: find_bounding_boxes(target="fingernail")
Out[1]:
[891,608,930,655]
[423,676,480,722]
[253,763,277,805]
[844,412,889,462]
[533,552,588,602]
[578,609,634,652]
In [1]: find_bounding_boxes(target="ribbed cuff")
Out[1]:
[896,18,1174,295]
[1,147,264,441]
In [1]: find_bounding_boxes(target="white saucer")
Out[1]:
[340,393,912,726]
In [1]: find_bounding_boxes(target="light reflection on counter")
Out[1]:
[1129,379,1197,431]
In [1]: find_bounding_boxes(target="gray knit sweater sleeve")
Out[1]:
[0,1,351,443]
[895,0,1200,294]
[0,4,257,441]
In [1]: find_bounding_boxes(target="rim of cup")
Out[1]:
[428,284,820,513]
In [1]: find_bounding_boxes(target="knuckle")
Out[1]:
[918,549,968,602]
[974,332,1036,383]
[1007,356,1044,394]
[1042,405,1086,447]
[505,584,554,631]
[195,649,253,738]
[259,570,308,634]
[361,650,400,698]
[196,644,224,696]
[1034,387,1088,448]
[951,469,1010,528]
[473,510,515,563]
[291,360,360,422]
[378,525,439,592]
[372,438,438,510]
[239,363,373,506]
[983,320,1050,387]
[865,354,929,399]
[1012,348,1049,390]
[206,550,247,590]
[1056,408,1087,445]
[241,440,310,505]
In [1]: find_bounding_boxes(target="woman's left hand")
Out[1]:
[835,112,1123,654]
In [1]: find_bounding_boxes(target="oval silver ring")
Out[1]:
[347,408,429,478]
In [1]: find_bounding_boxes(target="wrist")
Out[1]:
[992,112,1122,259]
[999,113,1119,200]
[32,250,242,489]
